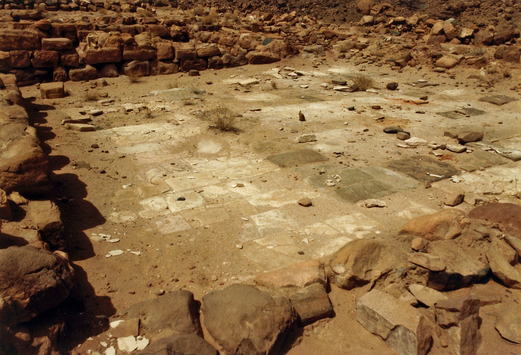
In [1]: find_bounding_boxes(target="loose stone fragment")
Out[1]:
[298,197,313,207]
[408,284,448,307]
[298,134,317,143]
[495,303,521,344]
[386,82,399,90]
[408,253,446,272]
[444,192,464,206]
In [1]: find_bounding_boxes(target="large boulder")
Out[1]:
[24,200,65,251]
[328,239,384,290]
[202,284,296,355]
[0,245,76,326]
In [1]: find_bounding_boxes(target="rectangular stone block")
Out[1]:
[60,50,80,67]
[84,48,122,65]
[0,30,40,51]
[174,43,197,61]
[196,44,221,58]
[10,50,32,68]
[156,43,173,60]
[122,45,156,61]
[40,82,64,99]
[0,51,11,72]
[42,38,73,51]
[69,65,98,81]
[357,290,433,355]
[31,50,59,68]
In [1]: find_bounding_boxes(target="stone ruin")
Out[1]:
[2,0,521,354]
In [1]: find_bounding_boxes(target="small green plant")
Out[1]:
[352,74,374,91]
[85,90,99,101]
[208,107,237,132]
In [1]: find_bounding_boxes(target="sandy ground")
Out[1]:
[21,53,521,354]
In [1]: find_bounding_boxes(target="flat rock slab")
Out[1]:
[456,149,510,172]
[309,166,418,203]
[479,95,517,105]
[267,149,328,167]
[495,303,521,344]
[469,203,521,237]
[437,107,485,119]
[387,156,459,182]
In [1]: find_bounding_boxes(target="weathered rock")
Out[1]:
[85,48,122,64]
[40,82,64,99]
[69,65,98,81]
[298,197,312,207]
[41,38,73,51]
[0,188,12,220]
[0,30,40,51]
[125,290,202,335]
[411,237,428,251]
[135,334,217,355]
[386,82,399,90]
[408,253,446,272]
[156,43,174,60]
[357,290,433,355]
[0,134,51,195]
[246,51,280,64]
[122,45,155,61]
[289,283,333,325]
[444,192,464,207]
[298,134,317,143]
[495,303,521,344]
[31,50,59,68]
[196,44,221,58]
[0,246,76,326]
[9,50,32,68]
[427,240,490,291]
[408,284,447,307]
[328,239,384,290]
[357,0,375,15]
[53,67,68,82]
[255,259,325,289]
[435,55,461,69]
[123,60,149,77]
[202,284,296,355]
[474,29,494,46]
[435,295,481,355]
[486,247,521,289]
[175,43,197,61]
[400,209,467,241]
[24,200,65,251]
[457,130,484,143]
[469,203,521,237]
[505,235,521,256]
[110,318,139,338]
[100,63,119,78]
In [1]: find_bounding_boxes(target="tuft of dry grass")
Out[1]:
[208,107,238,132]
[85,90,99,101]
[468,46,486,57]
[352,74,374,91]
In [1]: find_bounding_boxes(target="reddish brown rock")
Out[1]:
[0,246,76,326]
[122,45,155,61]
[196,44,221,58]
[60,51,80,67]
[255,260,326,289]
[289,283,333,325]
[99,63,119,78]
[469,203,521,237]
[41,38,73,51]
[174,43,197,61]
[400,209,467,241]
[31,50,59,68]
[69,65,97,81]
[40,82,64,99]
[123,60,149,77]
[0,30,40,51]
[156,43,173,60]
[356,0,375,15]
[84,48,122,65]
[246,51,280,64]
[474,29,494,46]
[0,51,10,72]
[9,50,32,68]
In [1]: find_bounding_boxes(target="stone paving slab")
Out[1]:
[308,166,419,203]
[387,156,459,182]
[437,107,486,119]
[479,95,517,106]
[267,149,328,167]
[457,150,510,172]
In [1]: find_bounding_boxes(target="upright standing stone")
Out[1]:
[357,290,433,355]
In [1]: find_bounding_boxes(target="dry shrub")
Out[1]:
[85,90,99,101]
[352,74,374,91]
[127,72,142,83]
[208,107,237,132]
[193,5,205,16]
[166,81,179,89]
[202,8,218,25]
[469,46,486,57]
